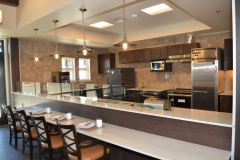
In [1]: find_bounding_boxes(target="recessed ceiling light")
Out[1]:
[90,21,114,28]
[141,3,173,15]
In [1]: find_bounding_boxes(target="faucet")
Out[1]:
[142,82,146,88]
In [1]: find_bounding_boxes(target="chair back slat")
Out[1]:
[2,104,15,126]
[57,123,80,158]
[15,110,30,134]
[30,116,49,143]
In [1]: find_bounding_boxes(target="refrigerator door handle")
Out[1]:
[192,91,207,93]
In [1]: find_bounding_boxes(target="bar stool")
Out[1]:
[15,110,41,160]
[30,113,65,160]
[55,119,110,160]
[2,104,23,149]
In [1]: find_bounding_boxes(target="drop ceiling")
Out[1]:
[0,0,232,48]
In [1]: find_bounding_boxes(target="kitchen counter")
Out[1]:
[23,106,231,160]
[219,91,233,96]
[126,87,173,92]
[12,92,233,128]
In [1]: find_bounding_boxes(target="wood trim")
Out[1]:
[0,0,19,7]
[9,38,20,92]
[13,94,232,151]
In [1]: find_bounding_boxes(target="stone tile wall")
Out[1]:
[19,31,233,90]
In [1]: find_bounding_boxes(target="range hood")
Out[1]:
[166,54,191,63]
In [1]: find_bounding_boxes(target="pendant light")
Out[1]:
[30,28,43,62]
[49,20,64,59]
[113,0,136,50]
[75,8,95,55]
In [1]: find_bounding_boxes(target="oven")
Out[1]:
[167,88,191,109]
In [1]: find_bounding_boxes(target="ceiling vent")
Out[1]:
[111,18,124,24]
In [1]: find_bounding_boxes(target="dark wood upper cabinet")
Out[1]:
[168,45,181,55]
[168,43,200,55]
[224,38,233,70]
[119,51,128,64]
[182,43,200,55]
[98,53,115,73]
[151,48,160,60]
[136,49,151,62]
[160,46,168,59]
[128,51,136,63]
[119,43,199,64]
[151,46,168,60]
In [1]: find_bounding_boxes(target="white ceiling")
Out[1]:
[0,0,232,48]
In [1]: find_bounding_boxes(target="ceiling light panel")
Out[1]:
[90,21,114,28]
[141,3,173,15]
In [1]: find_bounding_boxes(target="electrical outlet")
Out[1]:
[165,74,169,80]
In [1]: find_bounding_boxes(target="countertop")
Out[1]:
[219,91,233,96]
[23,107,231,160]
[126,87,173,92]
[12,92,233,128]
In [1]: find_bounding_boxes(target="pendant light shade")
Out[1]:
[75,8,95,55]
[30,28,43,62]
[49,20,65,59]
[113,0,136,50]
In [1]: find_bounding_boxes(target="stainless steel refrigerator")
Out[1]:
[191,47,224,111]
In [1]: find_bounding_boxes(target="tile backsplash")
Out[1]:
[19,31,233,90]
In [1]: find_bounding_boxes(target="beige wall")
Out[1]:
[19,31,233,90]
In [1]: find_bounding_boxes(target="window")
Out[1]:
[79,58,91,81]
[62,57,75,81]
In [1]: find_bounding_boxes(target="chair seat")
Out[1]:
[24,127,38,138]
[11,122,21,130]
[41,134,63,149]
[68,140,110,160]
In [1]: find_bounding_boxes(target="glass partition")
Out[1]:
[19,81,174,111]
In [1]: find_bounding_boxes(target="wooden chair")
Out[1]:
[15,110,41,160]
[30,113,65,160]
[2,103,23,149]
[55,119,110,160]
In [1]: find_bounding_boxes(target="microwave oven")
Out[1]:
[151,60,172,71]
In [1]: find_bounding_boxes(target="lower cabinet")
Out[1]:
[219,95,233,113]
[126,90,141,103]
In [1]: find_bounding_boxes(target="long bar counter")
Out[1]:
[22,106,230,160]
[12,92,232,153]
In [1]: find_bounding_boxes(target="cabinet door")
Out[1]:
[182,43,200,55]
[219,95,233,113]
[103,54,110,73]
[128,50,136,63]
[142,49,151,62]
[119,51,128,64]
[224,38,233,70]
[136,49,144,63]
[151,48,160,60]
[159,46,168,59]
[168,45,181,55]
[98,54,104,73]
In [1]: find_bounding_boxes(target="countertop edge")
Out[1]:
[12,92,233,128]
